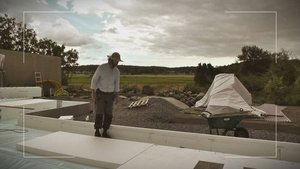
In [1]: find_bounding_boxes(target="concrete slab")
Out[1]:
[13,130,300,169]
[0,99,56,120]
[118,145,201,169]
[0,87,41,98]
[19,114,300,163]
[151,96,189,109]
[0,99,54,107]
[0,99,89,120]
[28,101,90,118]
[256,104,291,122]
[17,131,153,169]
[0,98,28,103]
[118,145,300,169]
[0,99,87,108]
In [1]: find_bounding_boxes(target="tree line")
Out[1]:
[68,65,196,75]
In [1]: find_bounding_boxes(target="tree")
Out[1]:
[194,63,218,86]
[264,75,286,104]
[0,14,19,50]
[23,24,39,53]
[237,45,273,74]
[0,14,39,53]
[269,61,296,86]
[63,49,79,68]
[238,45,272,62]
[287,76,300,105]
[36,38,57,55]
[275,49,292,61]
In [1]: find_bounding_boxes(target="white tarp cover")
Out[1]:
[195,74,265,116]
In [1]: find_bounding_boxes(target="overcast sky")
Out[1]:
[0,0,299,67]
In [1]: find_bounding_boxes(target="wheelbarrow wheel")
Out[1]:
[234,127,249,138]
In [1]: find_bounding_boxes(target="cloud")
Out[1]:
[93,20,159,64]
[1,0,299,66]
[0,0,49,20]
[36,0,48,5]
[29,16,95,46]
[70,0,300,59]
[69,0,121,16]
[56,0,71,9]
[106,27,117,34]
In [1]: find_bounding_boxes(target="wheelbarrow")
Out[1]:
[201,109,253,138]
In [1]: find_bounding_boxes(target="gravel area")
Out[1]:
[85,97,300,143]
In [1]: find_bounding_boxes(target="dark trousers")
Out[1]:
[94,89,115,130]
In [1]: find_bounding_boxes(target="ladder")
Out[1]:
[34,72,42,85]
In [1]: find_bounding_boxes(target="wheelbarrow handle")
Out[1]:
[201,111,212,119]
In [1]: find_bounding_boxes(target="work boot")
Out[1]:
[102,130,111,138]
[94,129,101,137]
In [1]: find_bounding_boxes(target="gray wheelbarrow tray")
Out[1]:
[201,110,258,138]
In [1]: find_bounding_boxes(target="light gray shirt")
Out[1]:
[91,63,120,92]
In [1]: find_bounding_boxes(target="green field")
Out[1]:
[68,74,195,90]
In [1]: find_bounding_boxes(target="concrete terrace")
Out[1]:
[0,87,300,169]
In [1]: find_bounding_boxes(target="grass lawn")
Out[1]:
[68,74,195,91]
[120,75,194,85]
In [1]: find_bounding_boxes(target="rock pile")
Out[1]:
[157,90,205,107]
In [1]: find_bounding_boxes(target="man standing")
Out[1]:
[91,52,122,138]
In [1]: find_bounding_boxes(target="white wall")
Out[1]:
[0,87,41,98]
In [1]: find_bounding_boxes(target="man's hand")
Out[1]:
[114,92,119,104]
[91,90,96,102]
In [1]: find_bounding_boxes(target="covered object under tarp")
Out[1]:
[195,73,265,116]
